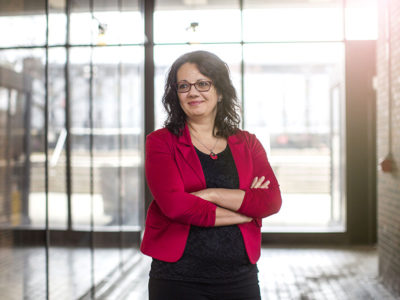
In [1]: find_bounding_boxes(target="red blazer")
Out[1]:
[140,124,282,264]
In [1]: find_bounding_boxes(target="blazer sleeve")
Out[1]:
[237,133,282,219]
[145,132,217,227]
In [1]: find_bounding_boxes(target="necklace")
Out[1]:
[191,133,219,160]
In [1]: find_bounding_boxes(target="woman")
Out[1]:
[141,50,282,300]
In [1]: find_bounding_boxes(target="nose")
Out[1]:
[187,84,200,96]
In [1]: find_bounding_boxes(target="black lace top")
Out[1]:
[149,144,258,283]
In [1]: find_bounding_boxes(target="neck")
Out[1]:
[187,118,216,137]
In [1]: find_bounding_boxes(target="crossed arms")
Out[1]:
[145,131,282,227]
[191,176,271,226]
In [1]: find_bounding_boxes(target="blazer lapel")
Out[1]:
[176,124,206,187]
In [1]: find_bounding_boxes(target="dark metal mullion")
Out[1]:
[89,47,95,300]
[44,1,50,299]
[4,90,11,223]
[329,86,335,224]
[0,40,348,52]
[151,40,346,46]
[143,0,155,215]
[89,0,95,298]
[65,0,72,232]
[117,56,124,268]
[239,0,244,130]
[0,43,144,51]
[342,0,348,232]
[117,0,124,270]
[339,0,346,227]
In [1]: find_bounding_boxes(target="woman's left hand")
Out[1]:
[250,176,270,189]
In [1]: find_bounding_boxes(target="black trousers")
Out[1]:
[148,275,261,300]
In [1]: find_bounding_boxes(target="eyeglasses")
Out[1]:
[175,80,213,93]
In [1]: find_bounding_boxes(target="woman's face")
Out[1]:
[176,62,219,122]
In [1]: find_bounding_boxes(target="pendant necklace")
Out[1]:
[191,133,219,160]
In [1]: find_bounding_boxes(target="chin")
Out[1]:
[188,113,206,119]
[186,107,206,115]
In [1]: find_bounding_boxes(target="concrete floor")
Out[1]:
[102,246,398,300]
[1,245,398,300]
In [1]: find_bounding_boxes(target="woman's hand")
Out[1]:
[250,176,270,189]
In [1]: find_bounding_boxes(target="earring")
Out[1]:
[218,97,222,103]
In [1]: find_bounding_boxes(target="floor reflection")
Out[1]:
[0,246,139,300]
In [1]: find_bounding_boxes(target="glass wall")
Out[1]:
[0,0,48,294]
[0,0,144,298]
[0,0,378,298]
[243,42,345,230]
[153,0,376,232]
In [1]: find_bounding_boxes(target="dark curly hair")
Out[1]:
[162,50,241,138]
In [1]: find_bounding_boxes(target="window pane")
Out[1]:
[48,47,67,229]
[345,0,378,40]
[92,47,121,230]
[120,46,144,230]
[154,44,242,129]
[0,48,47,298]
[70,0,93,45]
[243,1,343,42]
[0,49,47,228]
[70,0,143,45]
[93,0,143,45]
[68,47,93,296]
[119,46,144,264]
[154,0,240,44]
[70,46,144,230]
[0,2,46,47]
[69,47,92,229]
[49,0,67,45]
[244,43,345,231]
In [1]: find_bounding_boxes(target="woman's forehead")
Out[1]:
[176,63,210,81]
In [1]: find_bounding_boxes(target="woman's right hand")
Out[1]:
[251,176,270,189]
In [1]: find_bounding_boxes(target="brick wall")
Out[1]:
[377,0,400,297]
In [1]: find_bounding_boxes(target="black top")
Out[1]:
[149,145,257,283]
